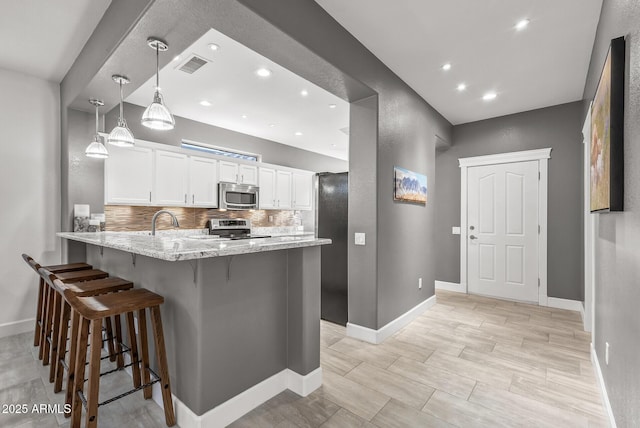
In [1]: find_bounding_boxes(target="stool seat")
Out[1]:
[58,277,133,297]
[44,262,92,274]
[66,289,164,319]
[55,269,109,283]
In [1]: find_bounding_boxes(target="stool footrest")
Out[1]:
[77,367,161,409]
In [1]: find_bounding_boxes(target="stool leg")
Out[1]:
[105,317,116,362]
[126,312,142,388]
[65,310,81,418]
[71,316,90,428]
[48,291,63,382]
[38,282,51,360]
[42,285,56,365]
[34,278,44,346]
[150,306,176,427]
[85,319,103,428]
[137,309,152,399]
[114,314,124,369]
[55,301,71,393]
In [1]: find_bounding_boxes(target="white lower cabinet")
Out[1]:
[105,146,153,205]
[292,172,313,210]
[154,150,189,206]
[189,156,218,207]
[259,168,292,209]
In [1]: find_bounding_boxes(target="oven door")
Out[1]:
[219,183,259,210]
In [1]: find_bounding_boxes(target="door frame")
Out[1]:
[459,148,552,305]
[583,104,595,332]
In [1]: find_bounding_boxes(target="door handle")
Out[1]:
[469,235,478,240]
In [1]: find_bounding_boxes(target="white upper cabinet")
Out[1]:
[259,167,277,209]
[219,160,258,185]
[292,172,313,210]
[238,164,258,185]
[105,145,153,205]
[154,150,189,206]
[189,156,218,207]
[276,170,292,209]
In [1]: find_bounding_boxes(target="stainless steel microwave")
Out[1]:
[218,182,259,210]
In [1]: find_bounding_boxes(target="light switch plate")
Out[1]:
[452,227,461,235]
[355,233,366,246]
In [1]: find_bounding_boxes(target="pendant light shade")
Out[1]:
[141,38,175,131]
[85,99,109,159]
[108,75,135,147]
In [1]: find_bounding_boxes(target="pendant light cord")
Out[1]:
[95,103,99,135]
[119,80,124,119]
[156,44,160,91]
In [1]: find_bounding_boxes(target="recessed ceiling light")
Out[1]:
[269,124,276,128]
[457,83,467,91]
[331,144,337,147]
[208,43,220,51]
[199,100,212,107]
[295,132,303,136]
[241,115,248,119]
[329,104,337,109]
[256,68,272,77]
[442,63,452,71]
[300,89,309,97]
[515,19,530,31]
[173,55,181,62]
[483,92,497,101]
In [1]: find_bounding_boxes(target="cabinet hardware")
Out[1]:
[184,194,187,204]
[192,194,195,204]
[149,192,152,202]
[241,174,244,183]
[236,174,238,183]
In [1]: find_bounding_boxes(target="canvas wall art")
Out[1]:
[394,166,427,204]
[590,36,625,212]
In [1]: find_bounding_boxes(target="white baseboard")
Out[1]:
[171,368,323,428]
[546,297,583,314]
[347,295,437,344]
[435,280,465,293]
[0,318,34,339]
[591,343,617,428]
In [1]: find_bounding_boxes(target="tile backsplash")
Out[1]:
[104,206,305,232]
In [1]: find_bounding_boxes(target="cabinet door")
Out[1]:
[292,172,313,210]
[259,167,277,209]
[276,170,292,209]
[154,150,188,206]
[105,145,153,205]
[189,156,218,207]
[219,160,238,183]
[238,164,258,185]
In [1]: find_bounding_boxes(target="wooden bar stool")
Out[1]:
[23,254,109,366]
[22,254,92,347]
[39,269,134,396]
[65,288,176,428]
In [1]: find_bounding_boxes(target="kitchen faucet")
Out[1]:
[151,210,180,236]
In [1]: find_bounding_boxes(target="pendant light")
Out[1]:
[107,75,135,147]
[141,37,175,130]
[85,99,109,159]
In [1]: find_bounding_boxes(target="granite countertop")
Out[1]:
[57,232,331,262]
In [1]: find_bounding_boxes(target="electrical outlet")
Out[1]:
[355,233,366,246]
[268,215,274,223]
[418,278,423,289]
[605,342,610,365]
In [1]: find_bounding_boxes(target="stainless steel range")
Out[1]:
[205,219,270,240]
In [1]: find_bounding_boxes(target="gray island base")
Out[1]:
[58,232,331,427]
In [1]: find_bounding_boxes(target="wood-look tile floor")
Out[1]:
[0,290,607,427]
[232,291,607,428]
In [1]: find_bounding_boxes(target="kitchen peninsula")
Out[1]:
[58,231,331,426]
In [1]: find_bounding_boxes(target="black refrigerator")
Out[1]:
[317,172,348,325]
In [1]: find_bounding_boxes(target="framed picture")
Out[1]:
[590,36,625,212]
[394,166,427,204]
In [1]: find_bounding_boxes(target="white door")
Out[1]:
[292,172,313,210]
[105,145,153,205]
[276,170,292,209]
[189,156,218,207]
[154,150,188,206]
[259,167,277,209]
[238,164,258,185]
[467,160,539,302]
[219,160,239,183]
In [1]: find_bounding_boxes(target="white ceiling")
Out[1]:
[0,0,111,82]
[315,0,602,125]
[126,28,350,161]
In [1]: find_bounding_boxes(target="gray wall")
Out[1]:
[106,103,349,173]
[582,1,640,426]
[436,101,585,300]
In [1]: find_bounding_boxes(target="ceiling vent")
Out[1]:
[339,126,350,136]
[178,54,209,74]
